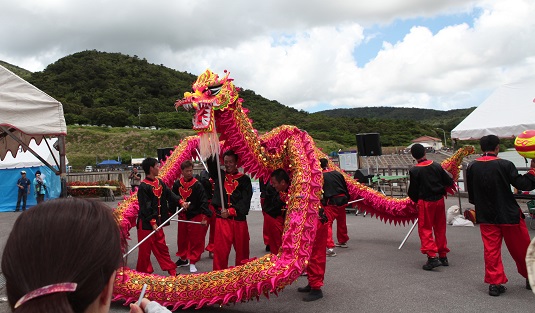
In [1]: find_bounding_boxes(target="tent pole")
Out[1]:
[58,136,68,197]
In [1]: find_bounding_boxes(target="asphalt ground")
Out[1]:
[1,196,534,312]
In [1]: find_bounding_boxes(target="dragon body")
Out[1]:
[112,69,474,309]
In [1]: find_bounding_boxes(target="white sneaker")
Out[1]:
[189,264,198,273]
[326,248,337,257]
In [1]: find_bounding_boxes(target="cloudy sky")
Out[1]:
[1,0,534,112]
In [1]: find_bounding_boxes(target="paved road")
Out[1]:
[2,196,534,312]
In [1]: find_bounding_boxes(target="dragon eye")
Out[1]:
[208,85,222,96]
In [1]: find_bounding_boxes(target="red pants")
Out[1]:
[213,218,250,270]
[324,204,349,249]
[417,198,449,258]
[136,221,177,274]
[480,216,531,285]
[264,214,284,255]
[308,219,328,289]
[205,204,217,253]
[176,214,207,264]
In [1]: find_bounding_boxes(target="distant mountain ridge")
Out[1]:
[319,106,475,122]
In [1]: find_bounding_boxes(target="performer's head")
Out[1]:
[1,198,122,313]
[480,135,500,153]
[142,157,160,177]
[270,169,290,192]
[181,160,194,180]
[410,143,426,160]
[319,158,328,170]
[223,150,239,174]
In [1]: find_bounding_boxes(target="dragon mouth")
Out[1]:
[176,99,215,132]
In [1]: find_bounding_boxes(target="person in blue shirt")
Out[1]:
[33,171,47,204]
[15,171,31,211]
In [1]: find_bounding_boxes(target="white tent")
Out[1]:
[0,138,68,170]
[451,79,535,140]
[0,64,67,160]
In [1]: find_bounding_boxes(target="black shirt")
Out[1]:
[467,155,535,224]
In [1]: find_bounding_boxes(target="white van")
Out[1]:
[84,166,93,172]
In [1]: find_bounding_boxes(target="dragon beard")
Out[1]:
[198,131,220,159]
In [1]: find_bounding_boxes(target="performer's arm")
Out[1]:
[164,180,182,212]
[137,185,156,224]
[510,161,535,191]
[466,164,475,205]
[407,170,419,203]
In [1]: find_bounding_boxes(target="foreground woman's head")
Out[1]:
[1,198,122,313]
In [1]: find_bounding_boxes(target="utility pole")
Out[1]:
[436,128,447,149]
[138,106,141,124]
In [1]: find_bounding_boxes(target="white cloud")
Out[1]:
[0,0,534,112]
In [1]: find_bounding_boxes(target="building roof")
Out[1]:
[412,136,441,143]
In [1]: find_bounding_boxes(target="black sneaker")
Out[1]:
[265,245,270,252]
[422,257,441,271]
[303,289,323,302]
[489,284,506,296]
[527,278,532,290]
[175,259,190,267]
[298,285,311,293]
[439,257,449,266]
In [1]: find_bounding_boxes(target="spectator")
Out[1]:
[33,171,47,204]
[1,197,171,313]
[15,170,31,211]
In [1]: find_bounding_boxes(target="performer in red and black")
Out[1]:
[319,158,350,257]
[173,160,212,273]
[136,157,180,276]
[207,150,253,270]
[407,143,454,271]
[467,135,535,296]
[196,170,217,259]
[263,169,290,255]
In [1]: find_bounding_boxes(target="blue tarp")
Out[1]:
[0,166,62,212]
[98,159,122,166]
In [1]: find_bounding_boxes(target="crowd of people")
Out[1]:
[3,135,535,311]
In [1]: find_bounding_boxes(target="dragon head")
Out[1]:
[175,69,239,133]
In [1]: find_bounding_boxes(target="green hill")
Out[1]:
[1,51,474,165]
[0,61,32,80]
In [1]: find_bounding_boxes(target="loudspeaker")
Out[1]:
[356,133,382,156]
[354,169,372,184]
[157,147,174,162]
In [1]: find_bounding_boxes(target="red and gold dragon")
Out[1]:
[111,69,474,309]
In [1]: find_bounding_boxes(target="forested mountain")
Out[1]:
[319,107,475,132]
[3,50,473,151]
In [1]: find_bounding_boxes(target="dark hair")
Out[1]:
[1,198,122,313]
[319,158,328,169]
[223,150,238,162]
[35,171,41,175]
[270,168,290,184]
[181,160,194,170]
[480,135,500,152]
[410,144,425,160]
[141,157,158,175]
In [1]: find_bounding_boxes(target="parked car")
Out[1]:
[85,166,93,172]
